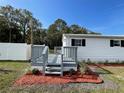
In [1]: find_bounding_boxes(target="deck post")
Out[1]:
[75,47,77,64]
[42,54,45,76]
[61,54,63,76]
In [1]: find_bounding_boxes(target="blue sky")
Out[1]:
[0,0,124,35]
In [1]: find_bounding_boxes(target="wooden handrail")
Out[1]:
[42,46,48,54]
[42,46,48,75]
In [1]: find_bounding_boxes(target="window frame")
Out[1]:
[71,39,86,46]
[110,39,124,47]
[74,39,82,46]
[113,40,121,46]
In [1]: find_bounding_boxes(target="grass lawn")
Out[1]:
[0,61,30,92]
[0,62,124,93]
[100,66,124,92]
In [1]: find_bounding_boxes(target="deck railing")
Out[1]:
[54,46,78,63]
[62,46,77,63]
[31,45,45,63]
[31,45,48,75]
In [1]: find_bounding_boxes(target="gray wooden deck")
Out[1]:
[32,54,77,67]
[31,45,77,76]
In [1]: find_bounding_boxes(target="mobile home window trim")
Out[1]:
[71,39,86,46]
[110,40,124,47]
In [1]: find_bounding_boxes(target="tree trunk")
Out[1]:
[23,26,26,43]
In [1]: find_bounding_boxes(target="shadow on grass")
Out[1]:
[94,64,113,74]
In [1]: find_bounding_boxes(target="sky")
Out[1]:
[0,0,124,35]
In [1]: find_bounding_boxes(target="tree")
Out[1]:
[46,18,100,49]
[0,5,42,43]
[0,17,23,42]
[0,15,10,42]
[27,29,47,44]
[69,24,88,34]
[47,19,68,48]
[15,9,42,42]
[54,19,67,32]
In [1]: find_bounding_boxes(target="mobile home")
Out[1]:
[63,34,124,62]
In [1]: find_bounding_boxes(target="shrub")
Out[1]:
[69,69,75,76]
[87,58,91,63]
[121,61,124,63]
[116,60,120,64]
[32,68,40,75]
[104,60,109,64]
[82,60,86,63]
[79,62,87,75]
[84,67,92,75]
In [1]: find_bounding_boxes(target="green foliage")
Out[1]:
[79,62,87,75]
[0,5,41,43]
[104,60,109,64]
[70,24,88,34]
[87,58,92,63]
[0,14,23,43]
[32,68,40,75]
[46,19,99,49]
[69,69,75,76]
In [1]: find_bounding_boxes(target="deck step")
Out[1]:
[45,65,62,73]
[45,71,61,74]
[45,67,61,70]
[46,64,61,67]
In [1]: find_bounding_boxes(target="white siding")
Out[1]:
[63,35,124,62]
[0,43,31,60]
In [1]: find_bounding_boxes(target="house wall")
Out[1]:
[63,35,124,62]
[0,43,31,60]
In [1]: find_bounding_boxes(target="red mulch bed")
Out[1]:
[14,69,103,86]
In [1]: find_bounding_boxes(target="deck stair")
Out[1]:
[31,45,77,76]
[45,54,62,75]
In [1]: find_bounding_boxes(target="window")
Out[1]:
[75,39,82,46]
[110,40,124,47]
[113,40,120,46]
[121,40,124,47]
[71,39,85,46]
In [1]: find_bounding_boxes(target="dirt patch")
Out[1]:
[14,71,103,86]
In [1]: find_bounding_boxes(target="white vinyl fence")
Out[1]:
[0,43,31,60]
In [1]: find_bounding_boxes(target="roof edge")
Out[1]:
[63,34,124,38]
